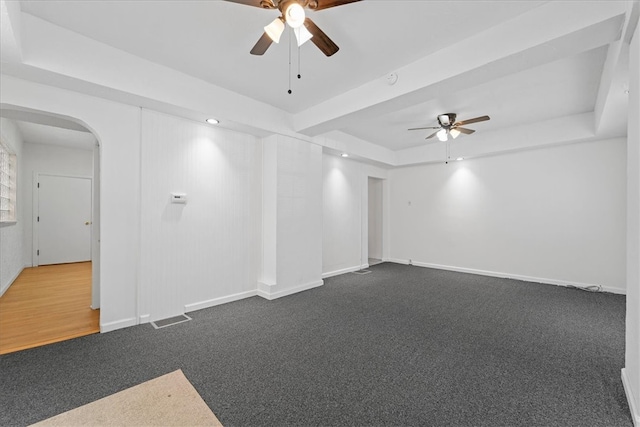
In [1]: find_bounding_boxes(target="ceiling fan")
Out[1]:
[225,0,361,56]
[408,113,490,141]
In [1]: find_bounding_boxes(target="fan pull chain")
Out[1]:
[288,28,292,94]
[446,140,450,164]
[298,43,301,79]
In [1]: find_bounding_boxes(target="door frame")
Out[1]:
[362,175,389,267]
[367,176,384,262]
[32,172,93,267]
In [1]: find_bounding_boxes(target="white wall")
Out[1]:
[139,110,262,322]
[623,18,640,427]
[389,138,627,293]
[322,154,388,277]
[1,75,142,332]
[1,76,330,332]
[0,118,24,295]
[21,142,93,267]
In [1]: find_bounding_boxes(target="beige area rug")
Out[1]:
[31,370,223,426]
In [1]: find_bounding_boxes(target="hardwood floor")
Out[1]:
[0,262,99,355]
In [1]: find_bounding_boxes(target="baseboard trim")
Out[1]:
[257,279,324,301]
[322,264,370,279]
[185,290,258,313]
[100,317,137,333]
[0,266,24,297]
[139,314,151,324]
[386,259,626,294]
[622,368,640,427]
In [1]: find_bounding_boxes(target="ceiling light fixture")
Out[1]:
[263,6,311,47]
[206,118,219,125]
[284,2,306,28]
[456,157,464,161]
[437,129,448,142]
[449,128,461,139]
[264,17,285,43]
[294,25,313,47]
[341,153,349,158]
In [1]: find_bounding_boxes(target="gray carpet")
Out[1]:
[0,263,631,426]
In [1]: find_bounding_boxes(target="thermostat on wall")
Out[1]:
[170,193,187,204]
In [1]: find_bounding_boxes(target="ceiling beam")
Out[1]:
[595,1,639,133]
[293,1,628,137]
[0,0,23,63]
[11,13,293,139]
[313,131,397,166]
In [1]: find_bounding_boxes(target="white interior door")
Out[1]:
[38,175,92,265]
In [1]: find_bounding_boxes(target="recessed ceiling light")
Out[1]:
[456,157,464,161]
[206,118,219,125]
[341,153,349,158]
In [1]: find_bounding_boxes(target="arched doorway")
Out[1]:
[0,105,101,353]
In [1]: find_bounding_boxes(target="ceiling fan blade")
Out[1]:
[223,0,276,8]
[408,126,441,131]
[425,131,439,140]
[454,115,490,126]
[454,127,475,135]
[304,18,339,56]
[250,32,273,55]
[312,0,361,11]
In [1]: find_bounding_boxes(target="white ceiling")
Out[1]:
[343,46,609,151]
[17,121,95,151]
[2,0,637,164]
[18,0,546,113]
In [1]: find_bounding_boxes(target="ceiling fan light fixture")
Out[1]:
[294,25,313,46]
[449,128,461,139]
[437,129,448,142]
[264,17,285,43]
[284,3,306,28]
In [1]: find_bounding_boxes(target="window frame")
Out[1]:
[0,138,17,224]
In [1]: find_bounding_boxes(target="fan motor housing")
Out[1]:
[438,113,457,128]
[260,0,277,8]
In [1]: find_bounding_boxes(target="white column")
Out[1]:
[623,16,640,427]
[258,135,323,300]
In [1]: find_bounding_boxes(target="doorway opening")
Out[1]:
[368,177,383,267]
[0,106,101,354]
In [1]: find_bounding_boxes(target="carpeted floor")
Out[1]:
[0,263,631,426]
